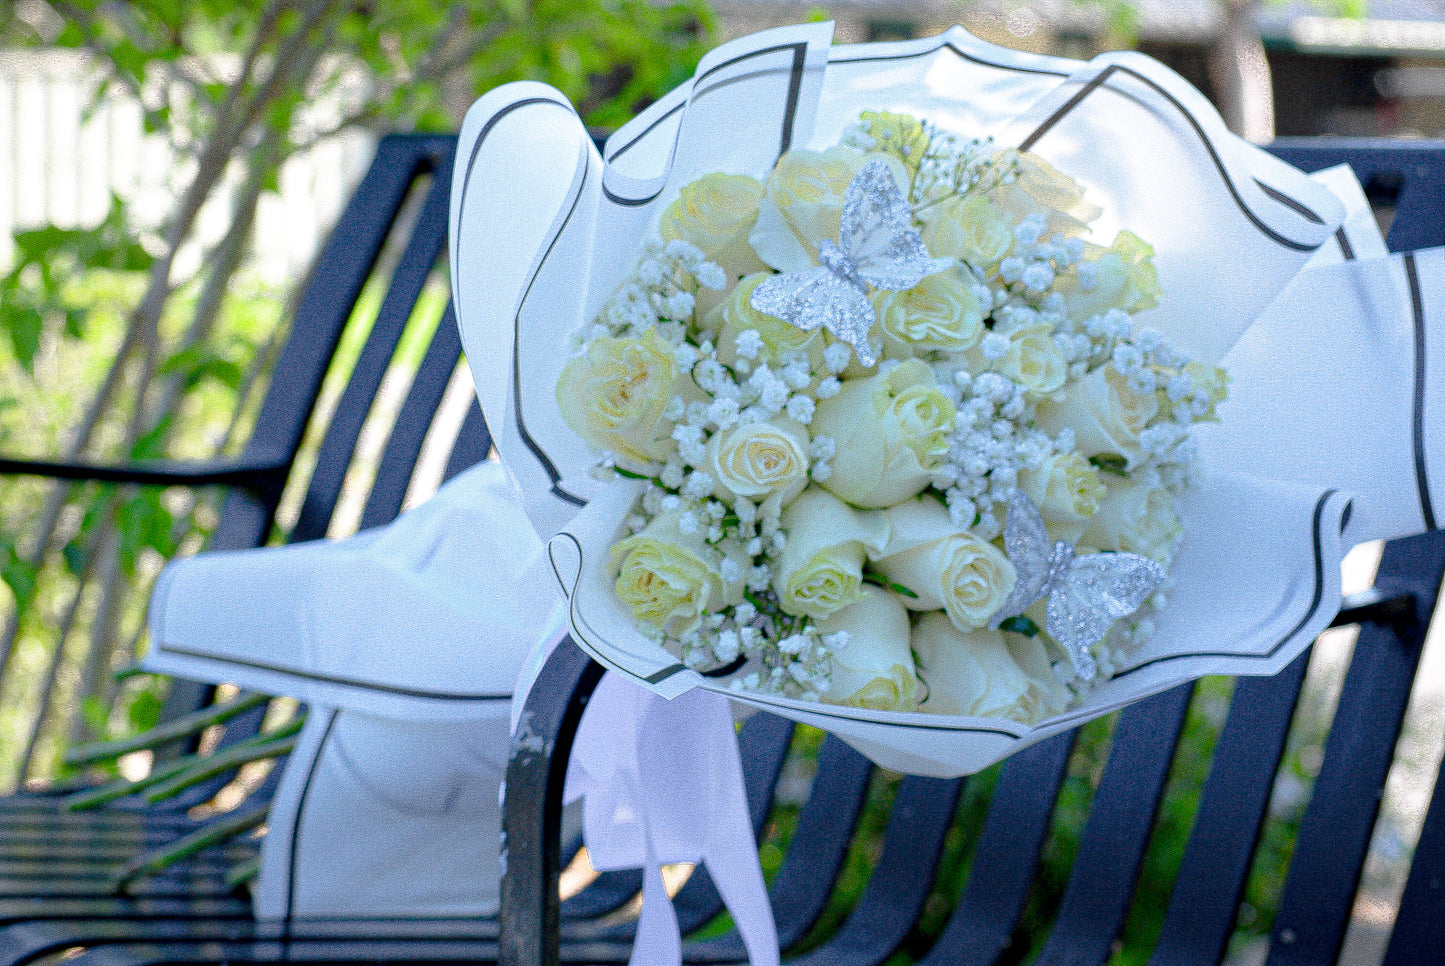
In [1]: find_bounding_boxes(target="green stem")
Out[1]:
[66,716,304,811]
[113,806,268,892]
[64,692,269,766]
[863,573,919,599]
[224,854,261,891]
[143,731,298,803]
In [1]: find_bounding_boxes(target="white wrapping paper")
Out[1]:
[446,21,1404,774]
[143,460,565,920]
[450,21,1445,965]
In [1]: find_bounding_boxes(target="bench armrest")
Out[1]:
[0,453,291,500]
[501,636,605,966]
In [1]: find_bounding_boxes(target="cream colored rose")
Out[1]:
[1184,361,1230,421]
[991,149,1100,237]
[856,111,930,174]
[1018,451,1106,544]
[1080,478,1183,564]
[708,272,825,369]
[749,147,910,273]
[1035,364,1159,469]
[706,417,810,512]
[874,266,985,358]
[612,510,745,635]
[998,323,1067,396]
[919,194,1014,269]
[912,613,1033,719]
[773,487,890,620]
[1057,231,1162,322]
[815,585,918,711]
[659,173,769,281]
[811,360,956,508]
[556,328,688,470]
[874,498,1017,631]
[1006,632,1073,721]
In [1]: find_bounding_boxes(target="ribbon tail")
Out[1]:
[630,853,683,966]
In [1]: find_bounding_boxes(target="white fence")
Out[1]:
[0,48,376,282]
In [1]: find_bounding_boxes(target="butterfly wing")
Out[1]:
[751,267,877,364]
[840,160,951,292]
[1045,551,1166,680]
[989,491,1053,627]
[750,266,844,332]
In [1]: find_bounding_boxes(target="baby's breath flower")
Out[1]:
[823,342,853,374]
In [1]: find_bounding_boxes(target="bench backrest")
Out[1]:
[0,133,478,798]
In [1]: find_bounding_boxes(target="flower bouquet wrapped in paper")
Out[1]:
[451,21,1444,779]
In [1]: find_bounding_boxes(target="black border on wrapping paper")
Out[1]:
[1109,490,1339,680]
[157,644,513,703]
[285,708,339,928]
[555,487,1344,741]
[456,94,590,508]
[603,41,810,204]
[1405,251,1438,532]
[549,531,691,686]
[1017,62,1329,253]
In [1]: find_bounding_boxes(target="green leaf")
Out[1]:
[7,307,42,372]
[863,573,920,599]
[2,547,37,609]
[126,689,164,733]
[999,615,1041,637]
[62,540,88,577]
[63,307,87,339]
[1089,453,1130,477]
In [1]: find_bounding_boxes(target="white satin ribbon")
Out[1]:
[566,674,778,966]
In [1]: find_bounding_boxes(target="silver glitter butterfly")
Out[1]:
[988,490,1166,681]
[749,159,951,367]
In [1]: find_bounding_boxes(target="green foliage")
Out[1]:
[0,0,716,888]
[0,198,148,373]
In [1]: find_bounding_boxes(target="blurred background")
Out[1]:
[0,3,1441,963]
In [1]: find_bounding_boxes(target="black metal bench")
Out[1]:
[498,139,1445,966]
[0,131,503,960]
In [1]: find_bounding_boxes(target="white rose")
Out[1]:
[815,585,918,711]
[773,487,890,620]
[990,149,1100,237]
[810,360,956,508]
[556,328,691,470]
[1006,632,1073,722]
[1056,230,1162,322]
[659,172,769,281]
[611,509,745,635]
[1035,364,1159,469]
[919,194,1014,269]
[913,614,1070,723]
[874,265,986,359]
[998,323,1067,397]
[1080,477,1183,564]
[1017,451,1106,544]
[749,147,910,273]
[912,613,1033,719]
[1184,361,1230,421]
[874,498,1017,631]
[706,417,810,513]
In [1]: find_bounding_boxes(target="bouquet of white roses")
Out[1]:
[557,110,1228,725]
[449,21,1410,776]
